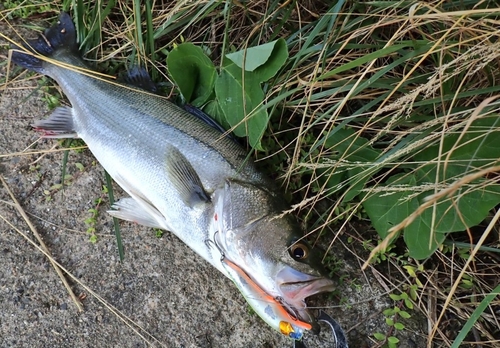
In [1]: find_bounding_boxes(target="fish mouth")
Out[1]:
[278,272,336,324]
[219,257,334,337]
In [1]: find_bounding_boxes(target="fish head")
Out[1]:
[214,180,335,333]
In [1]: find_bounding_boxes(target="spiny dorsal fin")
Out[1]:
[165,146,210,207]
[183,104,239,144]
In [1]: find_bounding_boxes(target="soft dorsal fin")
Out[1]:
[122,66,158,93]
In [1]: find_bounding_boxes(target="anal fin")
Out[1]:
[33,106,78,138]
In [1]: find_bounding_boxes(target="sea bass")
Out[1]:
[11,13,335,341]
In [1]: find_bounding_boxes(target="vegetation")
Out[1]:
[3,0,500,346]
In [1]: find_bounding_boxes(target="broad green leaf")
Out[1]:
[363,170,447,259]
[226,39,280,71]
[414,186,500,234]
[167,43,216,106]
[416,116,500,180]
[324,128,380,161]
[403,115,500,259]
[203,99,230,130]
[413,115,500,234]
[252,39,288,82]
[401,183,500,260]
[317,168,346,193]
[342,170,370,202]
[214,62,268,149]
[363,173,419,240]
[367,115,500,259]
[404,213,447,259]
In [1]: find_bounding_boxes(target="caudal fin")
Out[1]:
[11,12,77,73]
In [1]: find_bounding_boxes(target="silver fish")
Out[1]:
[11,13,336,340]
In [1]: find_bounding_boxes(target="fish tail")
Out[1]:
[11,12,77,73]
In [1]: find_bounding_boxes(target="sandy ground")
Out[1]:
[0,17,426,348]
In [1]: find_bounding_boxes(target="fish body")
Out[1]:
[38,53,263,271]
[11,13,335,340]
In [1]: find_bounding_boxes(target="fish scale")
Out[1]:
[47,55,259,192]
[11,12,341,344]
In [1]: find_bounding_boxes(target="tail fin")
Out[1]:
[11,12,77,73]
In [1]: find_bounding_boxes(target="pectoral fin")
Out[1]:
[165,146,210,207]
[33,106,77,138]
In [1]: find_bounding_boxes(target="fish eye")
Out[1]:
[289,242,309,260]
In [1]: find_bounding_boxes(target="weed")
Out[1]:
[84,185,112,244]
[85,197,101,244]
[374,290,415,347]
[4,0,53,18]
[154,228,164,238]
[5,0,500,345]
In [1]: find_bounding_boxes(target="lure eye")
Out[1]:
[290,242,309,260]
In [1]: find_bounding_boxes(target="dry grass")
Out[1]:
[2,0,500,346]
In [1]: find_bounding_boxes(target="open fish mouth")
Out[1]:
[276,267,335,322]
[279,277,336,323]
[220,256,334,339]
[280,278,336,306]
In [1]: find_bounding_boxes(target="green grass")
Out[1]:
[4,0,500,346]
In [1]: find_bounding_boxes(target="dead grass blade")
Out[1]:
[0,174,83,312]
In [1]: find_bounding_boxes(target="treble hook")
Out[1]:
[292,311,348,348]
[207,230,226,261]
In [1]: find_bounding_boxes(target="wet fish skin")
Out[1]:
[11,12,336,339]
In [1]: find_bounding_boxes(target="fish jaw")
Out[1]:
[277,266,336,306]
[218,256,335,339]
[219,257,314,340]
[278,276,336,324]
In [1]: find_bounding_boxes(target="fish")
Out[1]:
[10,12,337,341]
